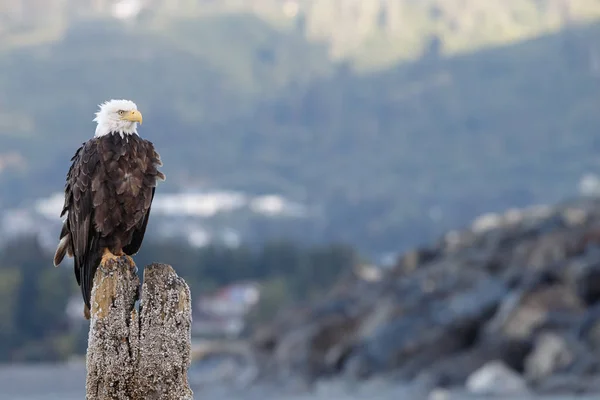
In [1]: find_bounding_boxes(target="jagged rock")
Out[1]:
[484,284,584,340]
[524,332,573,382]
[413,337,532,389]
[566,245,600,305]
[465,360,529,395]
[391,247,439,277]
[250,198,600,395]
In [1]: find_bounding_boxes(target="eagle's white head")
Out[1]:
[93,99,143,138]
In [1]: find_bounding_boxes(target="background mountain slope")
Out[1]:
[0,1,599,253]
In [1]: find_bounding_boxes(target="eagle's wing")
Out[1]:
[123,141,164,256]
[122,186,155,256]
[60,140,102,309]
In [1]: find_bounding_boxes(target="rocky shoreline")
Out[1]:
[248,197,600,397]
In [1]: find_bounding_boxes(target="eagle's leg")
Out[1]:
[125,255,137,273]
[101,248,136,272]
[101,248,120,265]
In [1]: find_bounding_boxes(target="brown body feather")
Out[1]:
[53,133,165,316]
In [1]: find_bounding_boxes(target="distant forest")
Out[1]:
[0,1,599,254]
[0,235,358,362]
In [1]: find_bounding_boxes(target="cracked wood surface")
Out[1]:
[85,257,193,400]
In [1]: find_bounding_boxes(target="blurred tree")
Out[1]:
[0,267,21,358]
[0,236,357,361]
[250,277,290,323]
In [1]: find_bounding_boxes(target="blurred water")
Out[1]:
[0,362,416,400]
[0,364,84,400]
[0,363,596,400]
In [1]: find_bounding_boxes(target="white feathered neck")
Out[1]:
[93,99,140,138]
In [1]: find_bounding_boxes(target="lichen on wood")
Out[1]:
[85,257,193,400]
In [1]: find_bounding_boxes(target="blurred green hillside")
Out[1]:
[3,0,600,67]
[0,0,600,252]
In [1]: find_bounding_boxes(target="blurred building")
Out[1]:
[192,282,261,339]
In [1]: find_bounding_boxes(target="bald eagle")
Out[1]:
[53,99,165,319]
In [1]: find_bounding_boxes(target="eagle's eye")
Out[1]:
[117,110,126,116]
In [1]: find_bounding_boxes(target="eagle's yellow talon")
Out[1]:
[101,248,119,264]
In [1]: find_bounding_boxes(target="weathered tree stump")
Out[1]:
[85,257,194,400]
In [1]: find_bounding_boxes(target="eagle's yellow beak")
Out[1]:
[122,110,143,124]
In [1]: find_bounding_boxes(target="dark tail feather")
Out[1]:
[80,236,102,314]
[83,303,91,320]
